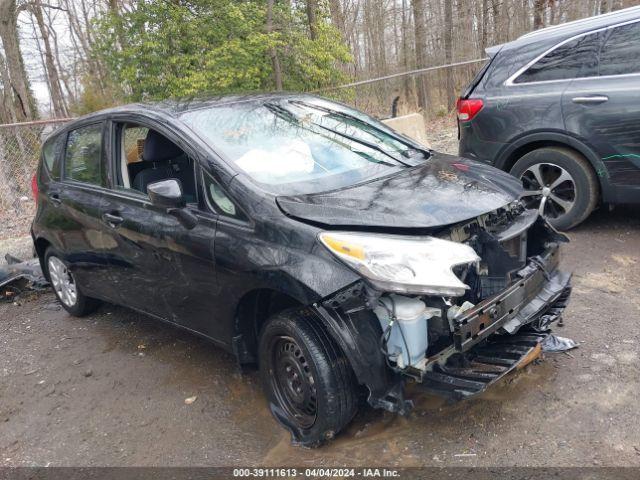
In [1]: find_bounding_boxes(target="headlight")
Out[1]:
[319,232,480,296]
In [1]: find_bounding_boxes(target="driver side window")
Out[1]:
[115,122,197,203]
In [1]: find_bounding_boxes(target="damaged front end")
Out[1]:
[315,202,572,412]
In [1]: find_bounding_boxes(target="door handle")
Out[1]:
[572,95,609,105]
[50,193,62,205]
[102,212,124,227]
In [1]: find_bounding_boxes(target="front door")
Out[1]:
[99,119,222,339]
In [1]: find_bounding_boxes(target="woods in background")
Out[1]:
[0,0,638,124]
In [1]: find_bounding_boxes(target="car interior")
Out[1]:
[118,124,197,203]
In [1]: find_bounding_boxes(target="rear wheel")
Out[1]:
[44,248,100,316]
[510,147,598,230]
[258,308,358,447]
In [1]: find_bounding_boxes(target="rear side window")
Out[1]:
[514,32,602,83]
[599,21,640,76]
[63,124,105,186]
[42,135,64,180]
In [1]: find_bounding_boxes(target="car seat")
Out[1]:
[131,130,196,201]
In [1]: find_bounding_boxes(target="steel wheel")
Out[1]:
[519,162,576,219]
[47,256,77,307]
[270,336,318,429]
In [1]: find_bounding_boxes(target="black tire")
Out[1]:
[258,308,358,447]
[510,147,598,230]
[44,248,100,317]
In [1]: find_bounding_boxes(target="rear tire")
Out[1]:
[510,147,598,230]
[258,308,358,447]
[44,248,100,317]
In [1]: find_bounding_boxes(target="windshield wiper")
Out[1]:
[290,100,431,161]
[264,102,299,123]
[312,123,411,166]
[265,102,410,167]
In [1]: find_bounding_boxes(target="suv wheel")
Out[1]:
[258,308,358,447]
[44,248,100,316]
[510,147,598,230]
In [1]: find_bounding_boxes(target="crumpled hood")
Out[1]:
[276,152,523,229]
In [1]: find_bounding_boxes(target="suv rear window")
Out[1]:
[63,124,106,186]
[599,21,640,76]
[514,32,601,83]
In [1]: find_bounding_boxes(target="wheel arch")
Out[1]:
[495,132,613,202]
[232,283,398,411]
[33,236,52,281]
[232,288,305,364]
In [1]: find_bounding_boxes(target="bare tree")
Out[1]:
[30,0,68,117]
[444,0,454,111]
[412,0,429,110]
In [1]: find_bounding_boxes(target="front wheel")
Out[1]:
[44,248,100,316]
[510,147,598,230]
[258,308,358,447]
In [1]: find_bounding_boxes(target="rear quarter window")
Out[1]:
[41,135,64,180]
[599,21,640,76]
[514,32,602,83]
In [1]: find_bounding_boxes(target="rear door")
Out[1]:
[481,33,601,150]
[54,122,119,301]
[562,19,640,191]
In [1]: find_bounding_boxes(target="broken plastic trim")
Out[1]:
[416,331,549,400]
[0,255,48,300]
[451,243,570,351]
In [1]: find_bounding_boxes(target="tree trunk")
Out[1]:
[306,0,318,41]
[266,0,283,90]
[328,0,346,40]
[480,0,488,51]
[0,0,37,121]
[412,0,428,111]
[444,0,454,111]
[534,0,546,29]
[0,52,17,123]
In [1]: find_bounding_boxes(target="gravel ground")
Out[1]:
[1,123,639,467]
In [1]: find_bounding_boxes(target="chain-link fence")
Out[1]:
[0,119,71,241]
[321,59,486,119]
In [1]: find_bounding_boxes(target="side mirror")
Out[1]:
[147,179,185,209]
[147,179,198,229]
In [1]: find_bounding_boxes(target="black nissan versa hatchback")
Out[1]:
[458,6,640,230]
[32,93,572,446]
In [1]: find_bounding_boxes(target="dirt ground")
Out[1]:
[1,127,640,467]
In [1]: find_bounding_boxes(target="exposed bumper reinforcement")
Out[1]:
[451,245,571,352]
[416,331,549,400]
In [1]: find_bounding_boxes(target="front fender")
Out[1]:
[310,283,410,414]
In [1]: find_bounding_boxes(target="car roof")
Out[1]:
[65,92,317,126]
[43,92,326,144]
[487,5,640,56]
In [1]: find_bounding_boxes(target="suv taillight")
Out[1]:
[31,173,38,204]
[456,98,484,122]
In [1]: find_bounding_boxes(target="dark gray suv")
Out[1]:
[458,6,640,229]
